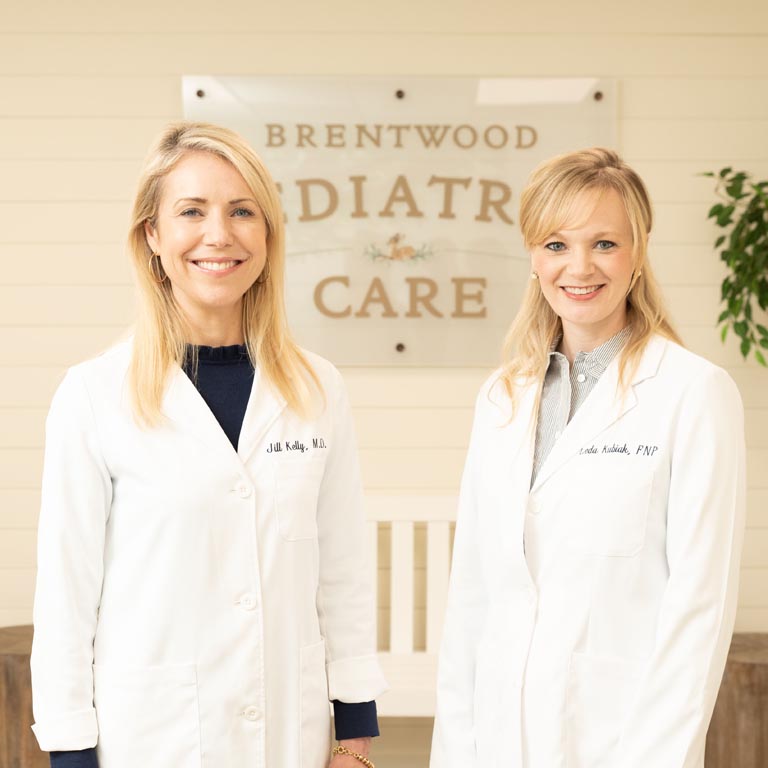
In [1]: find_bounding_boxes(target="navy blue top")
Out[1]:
[49,345,377,767]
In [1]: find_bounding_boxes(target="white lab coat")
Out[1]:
[431,336,746,768]
[31,340,387,768]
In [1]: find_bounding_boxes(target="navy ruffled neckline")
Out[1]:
[188,344,250,364]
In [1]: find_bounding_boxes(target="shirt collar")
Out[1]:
[547,325,632,378]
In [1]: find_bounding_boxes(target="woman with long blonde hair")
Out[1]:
[432,148,745,768]
[31,122,387,768]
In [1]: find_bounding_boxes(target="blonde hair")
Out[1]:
[127,121,320,426]
[499,147,681,408]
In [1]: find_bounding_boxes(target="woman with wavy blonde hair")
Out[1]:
[432,148,745,768]
[31,122,387,768]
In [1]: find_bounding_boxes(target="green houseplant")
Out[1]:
[704,168,768,366]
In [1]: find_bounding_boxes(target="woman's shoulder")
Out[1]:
[67,337,133,382]
[297,347,346,392]
[648,335,741,403]
[52,337,133,405]
[653,336,731,381]
[473,367,537,420]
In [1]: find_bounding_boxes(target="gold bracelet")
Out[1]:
[332,744,375,768]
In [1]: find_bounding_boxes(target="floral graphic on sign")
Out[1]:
[365,233,434,262]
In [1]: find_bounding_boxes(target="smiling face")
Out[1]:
[144,151,268,344]
[530,186,635,354]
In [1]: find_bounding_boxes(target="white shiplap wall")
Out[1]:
[1,2,767,764]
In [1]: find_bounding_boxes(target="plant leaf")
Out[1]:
[740,338,751,358]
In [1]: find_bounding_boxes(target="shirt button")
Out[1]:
[244,706,261,721]
[238,593,256,611]
[576,373,587,383]
[237,483,252,498]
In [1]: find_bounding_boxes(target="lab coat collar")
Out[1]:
[530,335,667,493]
[164,364,287,468]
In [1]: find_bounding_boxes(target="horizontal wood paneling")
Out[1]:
[739,569,768,607]
[634,159,768,204]
[0,609,32,627]
[734,609,768,633]
[0,491,40,528]
[0,118,169,160]
[0,77,180,118]
[0,327,130,366]
[0,245,133,286]
[742,530,768,568]
[0,161,140,202]
[622,79,768,121]
[0,202,131,244]
[623,120,768,161]
[0,286,135,326]
[0,531,36,569]
[1,2,767,38]
[0,569,35,608]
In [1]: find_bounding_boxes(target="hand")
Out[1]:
[329,737,373,768]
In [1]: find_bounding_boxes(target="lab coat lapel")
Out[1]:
[164,366,240,459]
[236,365,287,465]
[163,364,287,467]
[530,336,667,493]
[491,380,538,563]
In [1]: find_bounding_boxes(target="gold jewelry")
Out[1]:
[531,271,539,280]
[332,745,375,768]
[148,252,167,283]
[255,259,270,285]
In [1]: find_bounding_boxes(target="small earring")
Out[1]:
[148,252,167,284]
[256,260,270,285]
[531,271,539,280]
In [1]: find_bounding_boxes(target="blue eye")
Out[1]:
[232,207,255,217]
[544,241,566,252]
[180,208,201,217]
[595,240,617,250]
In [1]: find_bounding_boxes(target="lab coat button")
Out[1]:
[244,706,261,721]
[576,373,586,383]
[239,593,256,611]
[237,484,252,498]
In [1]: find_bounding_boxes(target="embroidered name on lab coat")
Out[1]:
[266,437,327,454]
[579,442,659,456]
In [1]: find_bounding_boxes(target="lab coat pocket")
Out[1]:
[299,639,332,768]
[93,662,201,768]
[565,652,642,768]
[569,474,651,557]
[275,457,325,541]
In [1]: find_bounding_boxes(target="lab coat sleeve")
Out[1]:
[30,368,112,751]
[315,367,388,703]
[613,366,746,768]
[430,388,488,768]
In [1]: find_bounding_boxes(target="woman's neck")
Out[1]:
[181,308,244,347]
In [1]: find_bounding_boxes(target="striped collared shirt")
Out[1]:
[531,326,631,486]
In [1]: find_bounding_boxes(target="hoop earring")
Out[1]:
[148,252,167,284]
[256,260,270,285]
